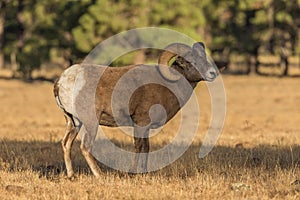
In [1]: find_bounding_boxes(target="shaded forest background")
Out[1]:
[0,0,300,80]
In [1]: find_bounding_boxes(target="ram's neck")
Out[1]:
[171,61,199,89]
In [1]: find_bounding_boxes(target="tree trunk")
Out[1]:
[280,48,289,76]
[245,58,251,75]
[254,56,260,74]
[253,46,260,74]
[0,1,6,68]
[281,56,288,76]
[15,0,27,78]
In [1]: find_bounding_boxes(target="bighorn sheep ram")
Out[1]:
[54,42,221,178]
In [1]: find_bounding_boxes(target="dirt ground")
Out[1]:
[0,74,300,199]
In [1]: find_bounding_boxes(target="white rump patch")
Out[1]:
[57,64,84,114]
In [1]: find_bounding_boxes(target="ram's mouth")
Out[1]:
[205,76,216,82]
[204,70,217,82]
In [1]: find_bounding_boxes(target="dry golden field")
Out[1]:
[0,74,300,199]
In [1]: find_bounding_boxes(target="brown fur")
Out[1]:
[54,43,220,177]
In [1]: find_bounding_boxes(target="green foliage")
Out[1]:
[1,0,299,78]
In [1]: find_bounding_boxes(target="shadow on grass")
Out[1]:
[0,139,299,179]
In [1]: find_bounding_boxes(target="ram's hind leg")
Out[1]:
[62,114,79,178]
[80,126,101,178]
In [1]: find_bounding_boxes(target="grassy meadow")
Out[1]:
[0,73,300,199]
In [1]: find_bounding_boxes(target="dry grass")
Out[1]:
[0,74,300,199]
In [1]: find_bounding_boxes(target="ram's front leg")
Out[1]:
[130,126,150,173]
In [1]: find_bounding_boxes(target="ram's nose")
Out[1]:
[205,68,217,82]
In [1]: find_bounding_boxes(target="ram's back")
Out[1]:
[54,64,182,128]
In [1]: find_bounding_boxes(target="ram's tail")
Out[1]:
[53,77,60,98]
[53,77,63,109]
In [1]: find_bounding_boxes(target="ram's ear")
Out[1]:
[193,42,206,58]
[193,42,205,50]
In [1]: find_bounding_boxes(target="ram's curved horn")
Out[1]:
[158,43,192,81]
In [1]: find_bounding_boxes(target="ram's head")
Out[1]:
[158,42,222,82]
